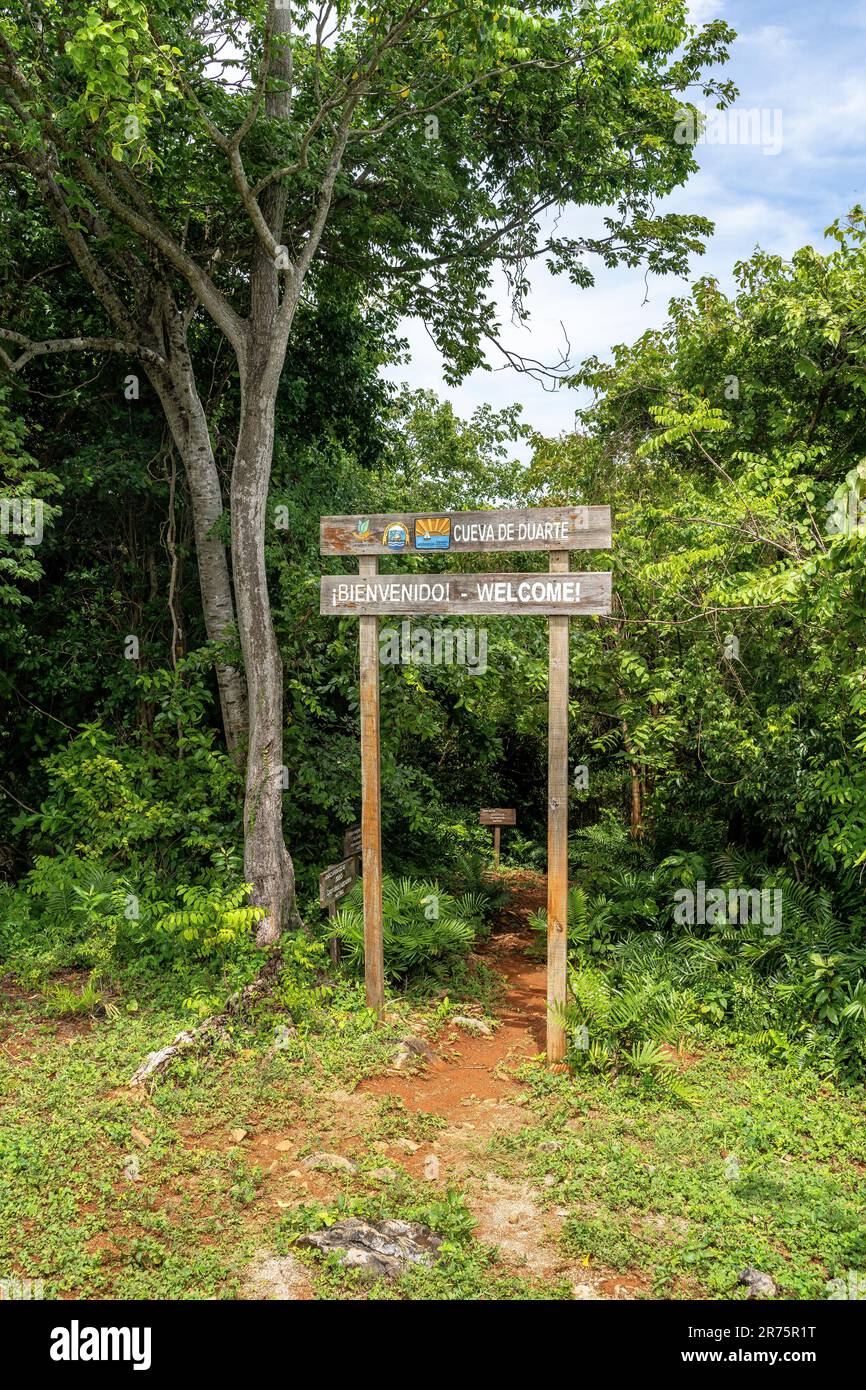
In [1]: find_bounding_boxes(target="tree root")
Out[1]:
[128,950,289,1086]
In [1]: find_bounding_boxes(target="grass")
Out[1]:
[496,1050,866,1299]
[0,958,531,1301]
[0,978,392,1299]
[2,958,865,1301]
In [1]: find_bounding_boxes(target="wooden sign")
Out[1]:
[321,570,611,617]
[319,506,615,1064]
[319,856,358,908]
[342,824,362,859]
[321,506,611,556]
[320,855,358,967]
[480,809,515,870]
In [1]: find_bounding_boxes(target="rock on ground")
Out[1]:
[392,1036,438,1069]
[296,1218,442,1282]
[302,1152,357,1173]
[738,1267,777,1299]
[451,1015,493,1036]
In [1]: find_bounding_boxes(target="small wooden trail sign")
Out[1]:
[319,856,357,908]
[480,808,516,869]
[319,855,358,969]
[321,506,611,556]
[320,504,613,1062]
[342,824,363,860]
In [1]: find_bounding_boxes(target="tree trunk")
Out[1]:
[618,698,644,839]
[150,354,248,762]
[629,764,643,839]
[231,374,295,945]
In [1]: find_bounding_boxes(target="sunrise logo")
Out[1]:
[415,517,451,551]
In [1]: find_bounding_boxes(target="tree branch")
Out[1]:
[0,328,167,374]
[72,156,248,362]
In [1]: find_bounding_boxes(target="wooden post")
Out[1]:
[493,824,501,871]
[547,551,569,1060]
[328,901,340,968]
[359,555,385,1014]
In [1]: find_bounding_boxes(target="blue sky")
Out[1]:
[386,0,866,443]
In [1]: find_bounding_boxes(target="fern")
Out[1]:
[332,874,484,981]
[550,960,697,1104]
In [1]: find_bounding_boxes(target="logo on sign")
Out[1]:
[356,519,372,539]
[415,517,451,551]
[383,522,409,550]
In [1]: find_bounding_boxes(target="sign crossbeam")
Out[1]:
[319,505,613,1059]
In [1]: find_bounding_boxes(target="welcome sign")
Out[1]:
[321,570,611,615]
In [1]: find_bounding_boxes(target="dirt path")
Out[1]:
[362,875,548,1116]
[244,872,639,1298]
[355,872,631,1297]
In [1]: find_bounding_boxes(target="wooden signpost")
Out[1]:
[319,856,357,907]
[321,506,611,556]
[343,824,363,860]
[320,504,612,1061]
[321,571,611,617]
[319,855,358,966]
[480,808,516,870]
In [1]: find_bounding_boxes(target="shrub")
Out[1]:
[551,959,697,1103]
[331,875,485,982]
[7,855,132,980]
[446,854,512,918]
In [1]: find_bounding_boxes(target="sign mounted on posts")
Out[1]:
[319,853,358,968]
[480,809,516,870]
[320,503,613,1062]
[321,506,611,556]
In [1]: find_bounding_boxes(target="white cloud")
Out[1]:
[384,175,816,449]
[784,79,866,159]
[739,24,798,54]
[688,0,725,22]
